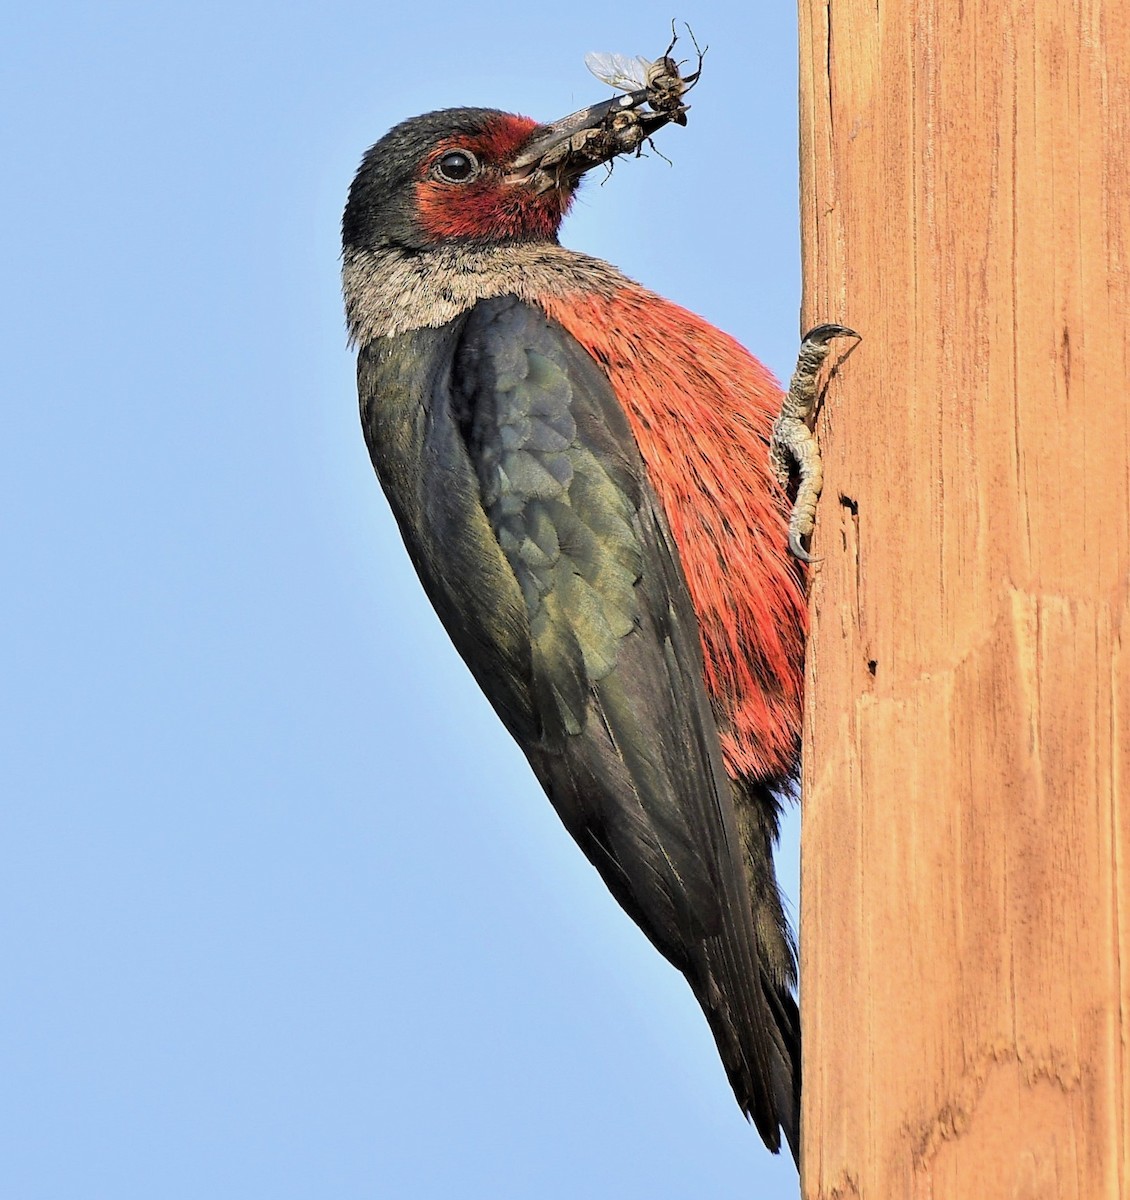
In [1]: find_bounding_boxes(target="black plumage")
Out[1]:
[357,297,798,1156]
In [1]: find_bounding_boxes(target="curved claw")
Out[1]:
[801,323,860,346]
[788,530,818,564]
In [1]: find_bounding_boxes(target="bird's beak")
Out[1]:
[507,91,680,193]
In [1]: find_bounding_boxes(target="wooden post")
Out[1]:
[797,1,1129,1195]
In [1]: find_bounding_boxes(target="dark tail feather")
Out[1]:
[764,968,801,1165]
[726,774,802,1163]
[694,940,800,1163]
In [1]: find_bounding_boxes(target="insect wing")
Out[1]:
[583,52,652,92]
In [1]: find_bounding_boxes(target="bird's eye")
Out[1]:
[434,150,479,183]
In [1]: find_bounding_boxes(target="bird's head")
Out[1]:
[342,99,671,254]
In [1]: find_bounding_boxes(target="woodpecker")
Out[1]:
[342,86,849,1163]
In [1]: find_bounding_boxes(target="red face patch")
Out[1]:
[414,115,574,244]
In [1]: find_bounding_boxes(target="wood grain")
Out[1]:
[797,1,1129,1195]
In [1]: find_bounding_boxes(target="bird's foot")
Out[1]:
[770,323,860,562]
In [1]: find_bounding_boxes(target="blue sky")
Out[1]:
[3,3,804,1196]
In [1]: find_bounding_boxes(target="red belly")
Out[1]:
[540,286,806,782]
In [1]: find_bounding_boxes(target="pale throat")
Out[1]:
[342,241,628,345]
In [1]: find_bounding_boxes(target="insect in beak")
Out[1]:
[508,28,704,193]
